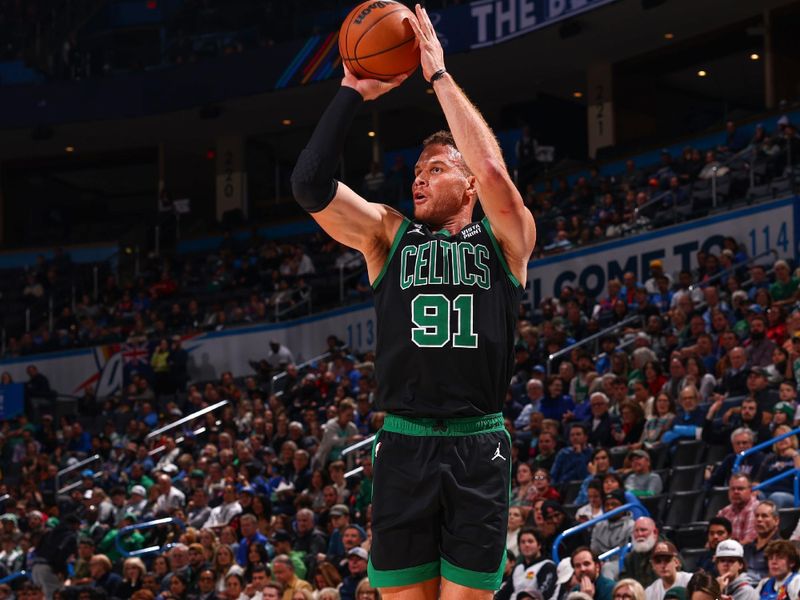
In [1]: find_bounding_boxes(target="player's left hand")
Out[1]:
[408,4,445,82]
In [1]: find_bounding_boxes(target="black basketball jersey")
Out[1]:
[372,216,523,418]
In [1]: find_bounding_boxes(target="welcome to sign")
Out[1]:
[525,196,799,307]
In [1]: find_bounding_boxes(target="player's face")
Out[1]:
[412,144,474,226]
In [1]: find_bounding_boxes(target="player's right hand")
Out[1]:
[342,64,408,102]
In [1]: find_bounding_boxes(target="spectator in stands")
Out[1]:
[272,554,313,598]
[196,568,220,600]
[591,489,633,577]
[644,541,692,600]
[496,527,557,600]
[236,514,267,567]
[541,376,575,421]
[716,347,749,397]
[204,484,242,529]
[89,553,122,597]
[769,261,799,305]
[755,426,800,508]
[551,423,591,485]
[747,316,777,368]
[713,539,757,600]
[584,392,615,448]
[706,428,765,488]
[621,516,660,587]
[717,473,759,544]
[575,448,613,506]
[515,379,545,429]
[569,547,614,600]
[695,517,732,576]
[531,430,558,473]
[624,449,662,497]
[265,340,295,370]
[743,501,782,583]
[753,540,800,600]
[661,385,704,445]
[313,399,358,470]
[639,393,676,448]
[339,547,368,600]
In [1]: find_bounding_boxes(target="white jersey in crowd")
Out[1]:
[645,572,693,600]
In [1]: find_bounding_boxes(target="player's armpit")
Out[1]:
[310,181,405,279]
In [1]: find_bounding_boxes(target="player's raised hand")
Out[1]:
[341,63,407,101]
[408,4,445,82]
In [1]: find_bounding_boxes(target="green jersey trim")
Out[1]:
[372,219,411,290]
[368,558,440,587]
[481,216,522,289]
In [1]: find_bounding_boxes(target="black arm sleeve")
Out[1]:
[290,86,364,213]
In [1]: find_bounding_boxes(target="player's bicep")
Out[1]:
[477,174,536,284]
[310,181,389,254]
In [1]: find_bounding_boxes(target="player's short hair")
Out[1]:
[422,130,472,176]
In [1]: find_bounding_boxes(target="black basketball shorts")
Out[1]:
[367,412,511,591]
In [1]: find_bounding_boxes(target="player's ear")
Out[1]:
[464,175,477,205]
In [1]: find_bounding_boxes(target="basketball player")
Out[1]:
[290,5,536,599]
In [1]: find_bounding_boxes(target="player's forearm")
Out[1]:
[432,73,507,182]
[290,86,364,213]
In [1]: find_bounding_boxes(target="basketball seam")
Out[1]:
[352,34,417,61]
[352,6,408,72]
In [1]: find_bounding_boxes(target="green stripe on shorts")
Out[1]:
[441,555,505,591]
[382,412,505,436]
[368,557,440,588]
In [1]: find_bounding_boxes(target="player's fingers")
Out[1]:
[414,4,429,39]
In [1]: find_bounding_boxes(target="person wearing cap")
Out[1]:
[645,260,673,296]
[753,540,800,600]
[744,501,783,583]
[324,503,352,564]
[621,517,660,587]
[339,547,369,600]
[570,547,614,600]
[268,530,306,580]
[624,450,662,497]
[590,490,633,577]
[717,473,760,545]
[495,527,557,600]
[644,541,692,600]
[714,539,757,600]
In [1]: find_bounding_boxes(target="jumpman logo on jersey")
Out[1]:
[409,224,425,235]
[491,442,506,462]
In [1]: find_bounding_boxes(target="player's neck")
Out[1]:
[427,212,471,236]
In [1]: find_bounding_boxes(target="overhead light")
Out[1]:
[65,146,75,153]
[281,119,292,126]
[750,53,760,61]
[663,32,674,40]
[367,131,376,138]
[573,91,584,99]
[697,70,708,77]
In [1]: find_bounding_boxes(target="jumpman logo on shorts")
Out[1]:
[491,442,506,462]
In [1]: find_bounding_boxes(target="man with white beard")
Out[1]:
[620,517,659,587]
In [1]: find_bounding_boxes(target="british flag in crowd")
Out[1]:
[121,343,150,365]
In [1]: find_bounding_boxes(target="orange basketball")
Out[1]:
[339,1,420,81]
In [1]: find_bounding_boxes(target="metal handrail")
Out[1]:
[547,314,641,375]
[148,425,209,457]
[55,454,100,494]
[273,286,312,321]
[115,517,186,558]
[598,541,632,571]
[342,435,375,456]
[0,570,29,585]
[689,248,777,292]
[733,426,800,473]
[59,471,102,495]
[552,503,650,563]
[753,468,800,508]
[633,190,671,219]
[145,400,229,441]
[269,349,343,394]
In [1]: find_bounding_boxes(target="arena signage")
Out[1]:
[526,197,799,307]
[465,0,619,49]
